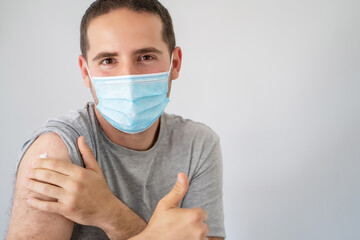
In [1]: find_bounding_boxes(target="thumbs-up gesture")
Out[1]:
[137,173,210,240]
[25,136,118,227]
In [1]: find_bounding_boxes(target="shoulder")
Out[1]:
[17,132,72,174]
[46,102,96,130]
[162,112,220,146]
[37,102,97,150]
[18,103,98,169]
[31,132,70,158]
[17,132,71,176]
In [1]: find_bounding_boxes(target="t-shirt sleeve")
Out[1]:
[180,139,226,238]
[16,120,85,170]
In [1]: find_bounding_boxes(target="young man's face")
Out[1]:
[79,8,181,102]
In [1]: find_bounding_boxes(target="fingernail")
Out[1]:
[39,153,47,159]
[177,173,184,185]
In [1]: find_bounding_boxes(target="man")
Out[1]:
[7,0,225,239]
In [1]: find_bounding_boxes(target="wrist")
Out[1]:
[98,195,147,240]
[127,228,152,240]
[98,195,123,236]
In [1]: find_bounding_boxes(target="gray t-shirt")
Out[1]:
[17,102,225,239]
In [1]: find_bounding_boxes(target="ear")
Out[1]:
[79,55,91,88]
[170,46,182,80]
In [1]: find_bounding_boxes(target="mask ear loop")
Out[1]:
[84,61,100,107]
[84,61,93,81]
[169,54,173,73]
[168,54,174,82]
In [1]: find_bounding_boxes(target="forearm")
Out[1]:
[126,231,224,240]
[7,200,73,240]
[100,197,147,240]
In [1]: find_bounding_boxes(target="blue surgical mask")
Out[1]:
[86,57,172,134]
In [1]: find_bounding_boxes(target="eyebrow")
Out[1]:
[133,47,163,55]
[92,52,118,62]
[92,47,163,62]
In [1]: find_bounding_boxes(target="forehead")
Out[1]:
[87,8,166,56]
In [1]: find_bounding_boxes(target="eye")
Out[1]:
[139,55,155,61]
[101,58,115,65]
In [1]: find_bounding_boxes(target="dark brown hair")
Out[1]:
[80,0,176,60]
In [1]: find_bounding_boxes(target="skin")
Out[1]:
[7,8,224,240]
[7,133,74,240]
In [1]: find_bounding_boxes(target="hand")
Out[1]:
[25,136,118,227]
[137,173,210,240]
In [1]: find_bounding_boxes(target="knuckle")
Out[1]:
[205,224,210,236]
[27,180,34,189]
[68,181,78,192]
[200,224,209,238]
[28,190,39,198]
[193,228,203,239]
[204,211,208,221]
[199,223,209,238]
[31,170,39,179]
[41,184,51,193]
[76,169,86,179]
[67,196,78,211]
[44,171,53,180]
[48,160,58,169]
[190,208,204,222]
[27,170,34,179]
[42,203,52,212]
[63,177,72,187]
[71,181,83,192]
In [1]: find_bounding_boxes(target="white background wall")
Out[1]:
[1,0,359,239]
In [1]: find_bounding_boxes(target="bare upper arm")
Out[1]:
[7,133,74,240]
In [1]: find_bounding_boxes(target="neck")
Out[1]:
[94,106,160,151]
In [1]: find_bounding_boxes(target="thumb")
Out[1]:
[77,136,101,173]
[159,173,189,210]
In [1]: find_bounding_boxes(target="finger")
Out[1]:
[32,158,75,176]
[27,197,62,214]
[195,221,209,240]
[193,207,208,222]
[204,222,210,237]
[28,169,68,188]
[159,172,189,210]
[77,136,101,173]
[26,179,64,200]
